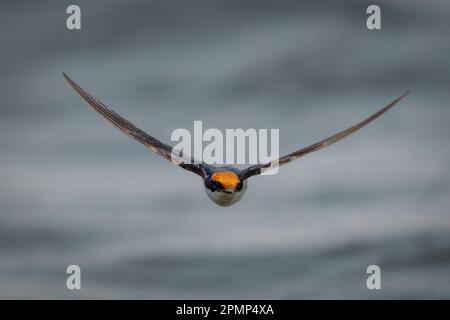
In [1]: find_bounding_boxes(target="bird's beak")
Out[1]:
[224,188,235,194]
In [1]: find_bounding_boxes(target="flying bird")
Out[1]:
[63,72,409,207]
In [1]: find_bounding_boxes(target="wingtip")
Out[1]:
[399,90,411,100]
[62,72,76,87]
[62,72,70,82]
[392,90,410,105]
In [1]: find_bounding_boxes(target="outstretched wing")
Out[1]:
[63,72,207,178]
[240,91,410,180]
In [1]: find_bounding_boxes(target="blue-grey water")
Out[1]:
[0,0,449,298]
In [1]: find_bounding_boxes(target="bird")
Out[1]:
[63,72,409,207]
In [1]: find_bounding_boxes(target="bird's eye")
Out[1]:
[206,180,215,191]
[207,179,224,192]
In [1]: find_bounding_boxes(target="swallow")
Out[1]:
[63,72,409,207]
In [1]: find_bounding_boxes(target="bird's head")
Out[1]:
[204,169,247,206]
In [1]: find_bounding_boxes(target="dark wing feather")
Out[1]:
[63,72,206,177]
[240,91,409,180]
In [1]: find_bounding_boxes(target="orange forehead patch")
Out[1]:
[211,171,240,189]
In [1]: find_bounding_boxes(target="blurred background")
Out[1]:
[0,0,449,299]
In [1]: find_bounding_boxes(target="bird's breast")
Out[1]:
[204,180,248,207]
